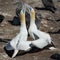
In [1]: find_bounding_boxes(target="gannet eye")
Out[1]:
[22,9,25,13]
[20,9,25,14]
[27,6,33,13]
[20,7,25,14]
[29,7,32,11]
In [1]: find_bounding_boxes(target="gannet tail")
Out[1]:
[49,41,57,50]
[12,50,18,58]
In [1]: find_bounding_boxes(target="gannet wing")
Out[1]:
[5,33,21,50]
[31,39,49,49]
[17,41,31,51]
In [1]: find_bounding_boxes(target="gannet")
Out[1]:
[27,5,56,50]
[4,6,32,58]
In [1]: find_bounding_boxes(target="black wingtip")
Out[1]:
[4,46,14,57]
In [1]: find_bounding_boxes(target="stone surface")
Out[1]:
[0,0,60,60]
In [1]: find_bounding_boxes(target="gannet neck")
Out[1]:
[30,8,35,22]
[20,8,26,26]
[30,8,36,26]
[19,8,27,33]
[28,7,37,37]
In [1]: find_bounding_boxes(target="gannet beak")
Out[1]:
[12,50,18,58]
[26,5,35,20]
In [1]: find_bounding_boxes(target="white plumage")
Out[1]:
[32,38,50,49]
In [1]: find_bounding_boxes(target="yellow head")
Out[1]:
[30,8,35,20]
[20,9,25,24]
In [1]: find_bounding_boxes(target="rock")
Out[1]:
[0,15,5,23]
[50,53,60,60]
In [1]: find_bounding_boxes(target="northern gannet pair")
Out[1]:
[4,4,56,58]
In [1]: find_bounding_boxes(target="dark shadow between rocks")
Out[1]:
[48,29,60,34]
[35,0,57,13]
[0,15,5,23]
[55,19,60,22]
[16,47,41,57]
[35,7,56,13]
[0,38,11,43]
[8,12,41,30]
[42,0,57,13]
[50,53,60,60]
[8,16,20,26]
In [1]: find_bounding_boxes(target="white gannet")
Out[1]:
[27,5,56,50]
[11,7,32,58]
[4,6,32,58]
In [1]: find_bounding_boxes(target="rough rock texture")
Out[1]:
[0,0,60,60]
